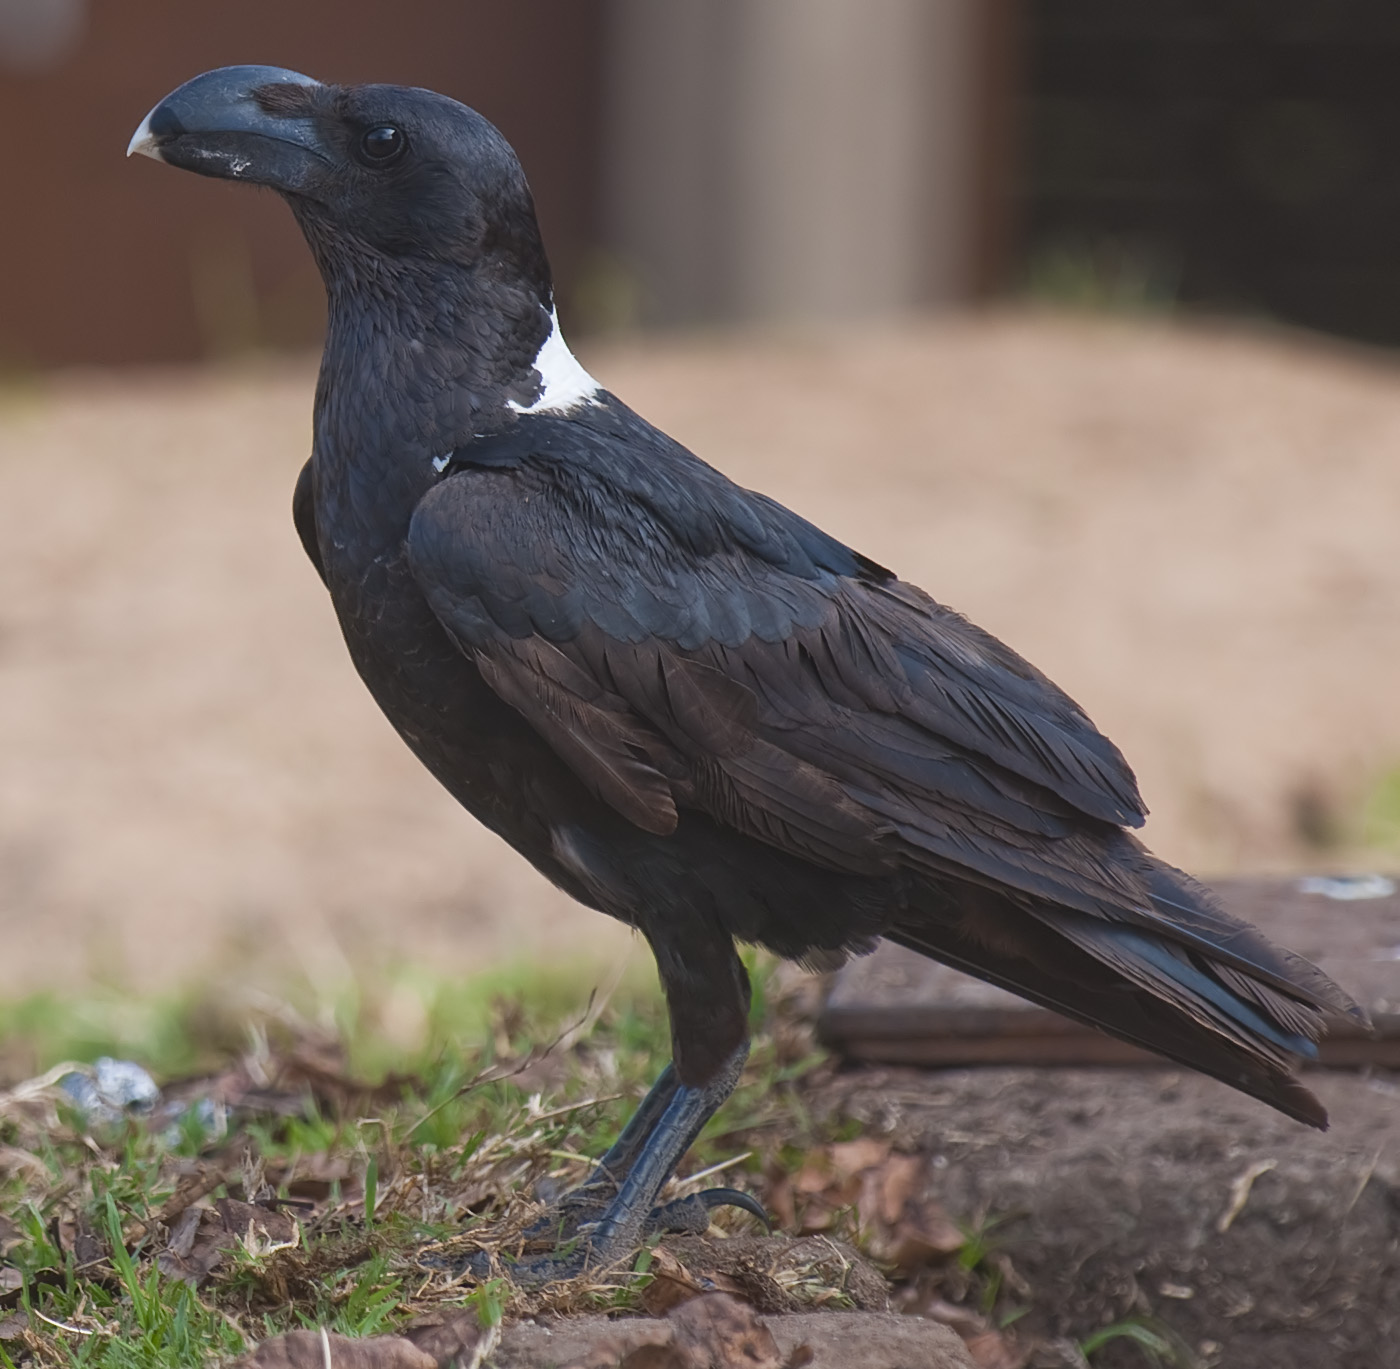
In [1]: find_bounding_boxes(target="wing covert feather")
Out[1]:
[406,419,1147,897]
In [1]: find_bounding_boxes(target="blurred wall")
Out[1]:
[1022,2,1400,344]
[600,0,1012,327]
[0,0,603,367]
[1,1,1011,365]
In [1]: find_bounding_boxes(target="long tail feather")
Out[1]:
[892,866,1355,1128]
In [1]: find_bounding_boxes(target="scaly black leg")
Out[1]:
[596,1063,680,1177]
[445,919,769,1284]
[584,1044,746,1252]
[520,1063,682,1238]
[470,1043,759,1284]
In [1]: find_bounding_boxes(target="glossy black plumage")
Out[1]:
[135,65,1363,1212]
[403,401,1359,1120]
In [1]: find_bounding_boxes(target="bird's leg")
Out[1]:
[481,1042,758,1285]
[596,1063,680,1177]
[446,924,766,1283]
[520,1063,681,1238]
[587,1041,755,1247]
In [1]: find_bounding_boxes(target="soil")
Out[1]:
[811,1064,1400,1368]
[4,310,1400,991]
[490,1307,974,1369]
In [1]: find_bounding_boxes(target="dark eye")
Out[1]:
[358,125,406,165]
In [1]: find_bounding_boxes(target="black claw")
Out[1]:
[697,1186,772,1230]
[648,1186,772,1236]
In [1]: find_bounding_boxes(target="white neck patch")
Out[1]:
[508,308,601,416]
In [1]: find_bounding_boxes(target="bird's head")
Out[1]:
[128,65,552,304]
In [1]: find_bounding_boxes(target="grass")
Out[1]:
[0,953,667,1088]
[1079,1316,1199,1368]
[1362,764,1400,854]
[0,952,844,1367]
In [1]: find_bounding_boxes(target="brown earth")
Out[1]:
[234,1302,976,1369]
[812,1064,1400,1369]
[488,1306,975,1368]
[3,310,1400,990]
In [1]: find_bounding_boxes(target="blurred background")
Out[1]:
[4,0,1400,1000]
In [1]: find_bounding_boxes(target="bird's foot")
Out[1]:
[420,1048,759,1290]
[432,1186,770,1288]
[520,1175,770,1247]
[515,1177,620,1249]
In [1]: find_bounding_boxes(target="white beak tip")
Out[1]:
[126,107,162,161]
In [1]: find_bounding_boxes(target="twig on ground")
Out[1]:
[1217,1159,1277,1233]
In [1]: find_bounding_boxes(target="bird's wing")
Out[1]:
[406,414,1148,912]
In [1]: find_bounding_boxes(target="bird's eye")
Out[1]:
[358,125,406,165]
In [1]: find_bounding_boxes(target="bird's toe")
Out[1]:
[647,1186,772,1237]
[517,1177,619,1246]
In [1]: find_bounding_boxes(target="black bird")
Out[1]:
[130,67,1364,1278]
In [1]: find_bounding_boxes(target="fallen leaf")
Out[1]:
[826,1139,890,1179]
[641,1247,707,1316]
[779,1141,959,1255]
[763,1164,796,1232]
[216,1197,299,1257]
[876,1211,965,1271]
[158,1198,299,1285]
[54,1215,106,1270]
[792,1162,837,1197]
[131,1162,231,1240]
[871,1152,922,1226]
[157,1207,226,1285]
[909,1299,1031,1369]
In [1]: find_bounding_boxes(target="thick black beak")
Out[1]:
[128,65,326,191]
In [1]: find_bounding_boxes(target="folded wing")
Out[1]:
[406,409,1362,1125]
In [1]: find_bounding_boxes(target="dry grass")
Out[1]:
[0,963,896,1366]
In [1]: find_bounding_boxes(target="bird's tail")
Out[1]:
[890,858,1366,1129]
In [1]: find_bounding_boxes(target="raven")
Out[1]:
[130,67,1364,1279]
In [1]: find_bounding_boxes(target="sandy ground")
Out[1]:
[3,309,1400,991]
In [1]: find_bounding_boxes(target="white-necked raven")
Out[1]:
[129,67,1364,1280]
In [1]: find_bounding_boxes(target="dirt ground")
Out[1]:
[815,1063,1400,1368]
[4,309,1400,990]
